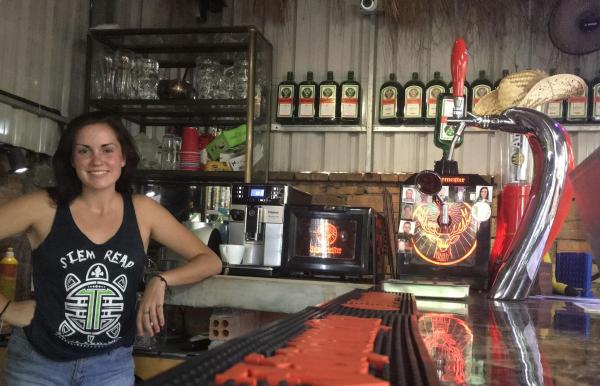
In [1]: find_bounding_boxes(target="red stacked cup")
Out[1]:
[180,126,200,171]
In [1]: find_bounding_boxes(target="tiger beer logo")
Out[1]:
[58,263,127,347]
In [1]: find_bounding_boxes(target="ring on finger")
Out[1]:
[143,309,150,314]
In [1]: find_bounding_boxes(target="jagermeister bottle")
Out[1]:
[545,69,563,121]
[340,71,361,124]
[425,71,447,124]
[297,71,318,123]
[448,79,471,115]
[318,71,339,124]
[276,71,297,124]
[379,73,403,125]
[590,70,600,122]
[434,93,464,152]
[494,69,509,89]
[564,67,588,122]
[471,70,493,112]
[403,72,425,124]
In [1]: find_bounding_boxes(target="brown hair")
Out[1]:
[48,111,139,205]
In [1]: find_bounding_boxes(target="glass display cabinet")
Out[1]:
[85,26,272,183]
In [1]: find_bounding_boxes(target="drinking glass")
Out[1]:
[173,135,182,169]
[193,57,219,99]
[160,133,176,170]
[113,49,135,98]
[133,58,159,99]
[232,59,249,99]
[91,49,115,98]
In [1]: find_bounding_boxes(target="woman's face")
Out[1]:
[480,188,488,199]
[71,123,125,192]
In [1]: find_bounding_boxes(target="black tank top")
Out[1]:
[25,193,146,361]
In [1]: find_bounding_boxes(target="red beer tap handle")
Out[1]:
[451,38,468,98]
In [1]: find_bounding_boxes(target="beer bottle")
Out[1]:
[590,69,600,122]
[564,67,588,122]
[403,72,425,124]
[545,69,564,121]
[471,70,494,112]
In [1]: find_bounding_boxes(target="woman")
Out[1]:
[477,186,490,202]
[0,112,222,385]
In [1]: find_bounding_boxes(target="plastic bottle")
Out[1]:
[339,71,361,124]
[0,247,18,301]
[297,71,319,123]
[379,73,404,125]
[424,71,448,124]
[276,71,298,124]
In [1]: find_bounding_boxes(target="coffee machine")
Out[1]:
[227,184,311,276]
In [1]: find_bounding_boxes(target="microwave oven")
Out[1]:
[282,205,383,280]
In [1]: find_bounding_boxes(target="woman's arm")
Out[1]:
[0,190,52,244]
[134,195,222,336]
[0,191,51,326]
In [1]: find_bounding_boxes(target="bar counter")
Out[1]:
[146,278,600,385]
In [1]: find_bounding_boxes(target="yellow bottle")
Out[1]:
[0,247,18,301]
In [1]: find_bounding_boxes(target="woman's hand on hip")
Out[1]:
[136,276,166,337]
[2,300,36,327]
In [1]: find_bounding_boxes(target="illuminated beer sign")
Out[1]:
[310,222,343,256]
[412,203,477,266]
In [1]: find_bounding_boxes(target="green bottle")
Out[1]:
[425,71,448,123]
[564,67,588,122]
[275,71,297,125]
[340,71,361,124]
[471,70,494,112]
[448,79,471,115]
[545,69,563,121]
[403,72,425,124]
[318,70,339,124]
[590,70,600,122]
[494,69,509,89]
[297,71,318,123]
[434,93,464,153]
[379,73,404,125]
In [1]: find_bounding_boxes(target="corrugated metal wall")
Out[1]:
[90,0,600,174]
[227,0,600,175]
[0,0,89,154]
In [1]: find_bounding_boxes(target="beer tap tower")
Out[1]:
[429,39,574,300]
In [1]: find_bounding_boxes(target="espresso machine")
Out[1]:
[227,184,311,276]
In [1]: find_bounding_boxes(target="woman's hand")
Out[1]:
[136,276,166,337]
[2,300,36,327]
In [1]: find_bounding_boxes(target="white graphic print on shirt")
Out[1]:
[57,262,128,348]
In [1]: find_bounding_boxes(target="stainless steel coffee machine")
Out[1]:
[227,184,311,275]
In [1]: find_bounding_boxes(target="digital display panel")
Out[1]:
[249,188,265,198]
